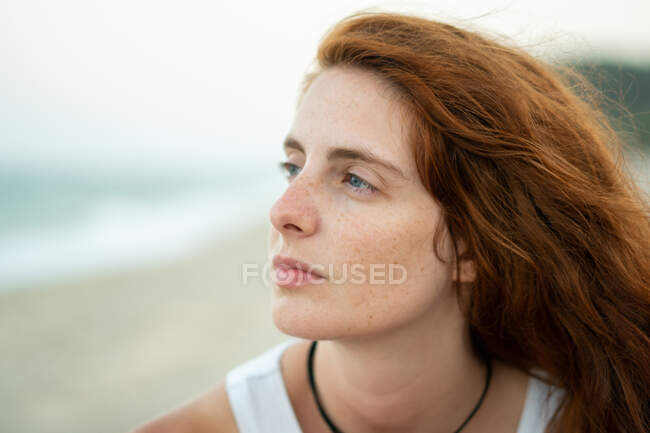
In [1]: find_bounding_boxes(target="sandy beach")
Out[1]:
[0,218,290,433]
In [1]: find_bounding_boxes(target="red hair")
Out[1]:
[300,10,650,433]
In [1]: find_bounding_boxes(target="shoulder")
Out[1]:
[127,381,239,433]
[127,338,303,433]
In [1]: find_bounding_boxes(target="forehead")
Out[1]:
[289,67,415,175]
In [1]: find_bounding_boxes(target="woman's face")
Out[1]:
[267,66,471,340]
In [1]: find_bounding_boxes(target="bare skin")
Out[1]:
[128,380,239,433]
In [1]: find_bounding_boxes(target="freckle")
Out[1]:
[420,266,424,271]
[369,314,373,320]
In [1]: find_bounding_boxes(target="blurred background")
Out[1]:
[1,1,648,432]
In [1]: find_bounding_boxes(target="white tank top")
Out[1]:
[225,337,564,433]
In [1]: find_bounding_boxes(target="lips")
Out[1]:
[272,255,327,279]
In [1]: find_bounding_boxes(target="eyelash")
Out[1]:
[277,161,379,195]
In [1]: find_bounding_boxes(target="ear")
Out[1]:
[452,257,476,283]
[451,239,476,283]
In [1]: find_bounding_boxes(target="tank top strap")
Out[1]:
[225,337,304,433]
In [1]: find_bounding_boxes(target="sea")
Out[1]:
[0,161,285,291]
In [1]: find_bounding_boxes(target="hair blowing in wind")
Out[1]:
[299,11,650,433]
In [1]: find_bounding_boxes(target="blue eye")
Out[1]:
[277,161,378,195]
[277,161,301,178]
[342,172,378,194]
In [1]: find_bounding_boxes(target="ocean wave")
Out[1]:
[0,178,281,291]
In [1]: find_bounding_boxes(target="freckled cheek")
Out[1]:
[335,225,412,271]
[326,208,434,278]
[356,237,438,291]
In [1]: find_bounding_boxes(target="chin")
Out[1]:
[271,299,323,340]
[270,295,350,341]
[270,296,395,342]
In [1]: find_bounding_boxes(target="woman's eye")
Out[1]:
[342,172,378,194]
[277,161,378,195]
[278,161,301,178]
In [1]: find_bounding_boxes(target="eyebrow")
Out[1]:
[283,135,408,181]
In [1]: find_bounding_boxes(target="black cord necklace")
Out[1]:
[307,340,492,433]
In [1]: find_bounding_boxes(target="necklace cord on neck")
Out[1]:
[307,340,493,433]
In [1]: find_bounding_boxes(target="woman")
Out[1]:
[131,10,650,433]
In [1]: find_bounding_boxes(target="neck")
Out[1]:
[313,299,488,433]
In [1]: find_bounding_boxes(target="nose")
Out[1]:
[269,175,320,238]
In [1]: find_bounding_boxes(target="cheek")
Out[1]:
[331,214,395,273]
[334,209,436,272]
[345,229,453,335]
[333,210,451,303]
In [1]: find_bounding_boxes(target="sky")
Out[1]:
[2,0,649,175]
